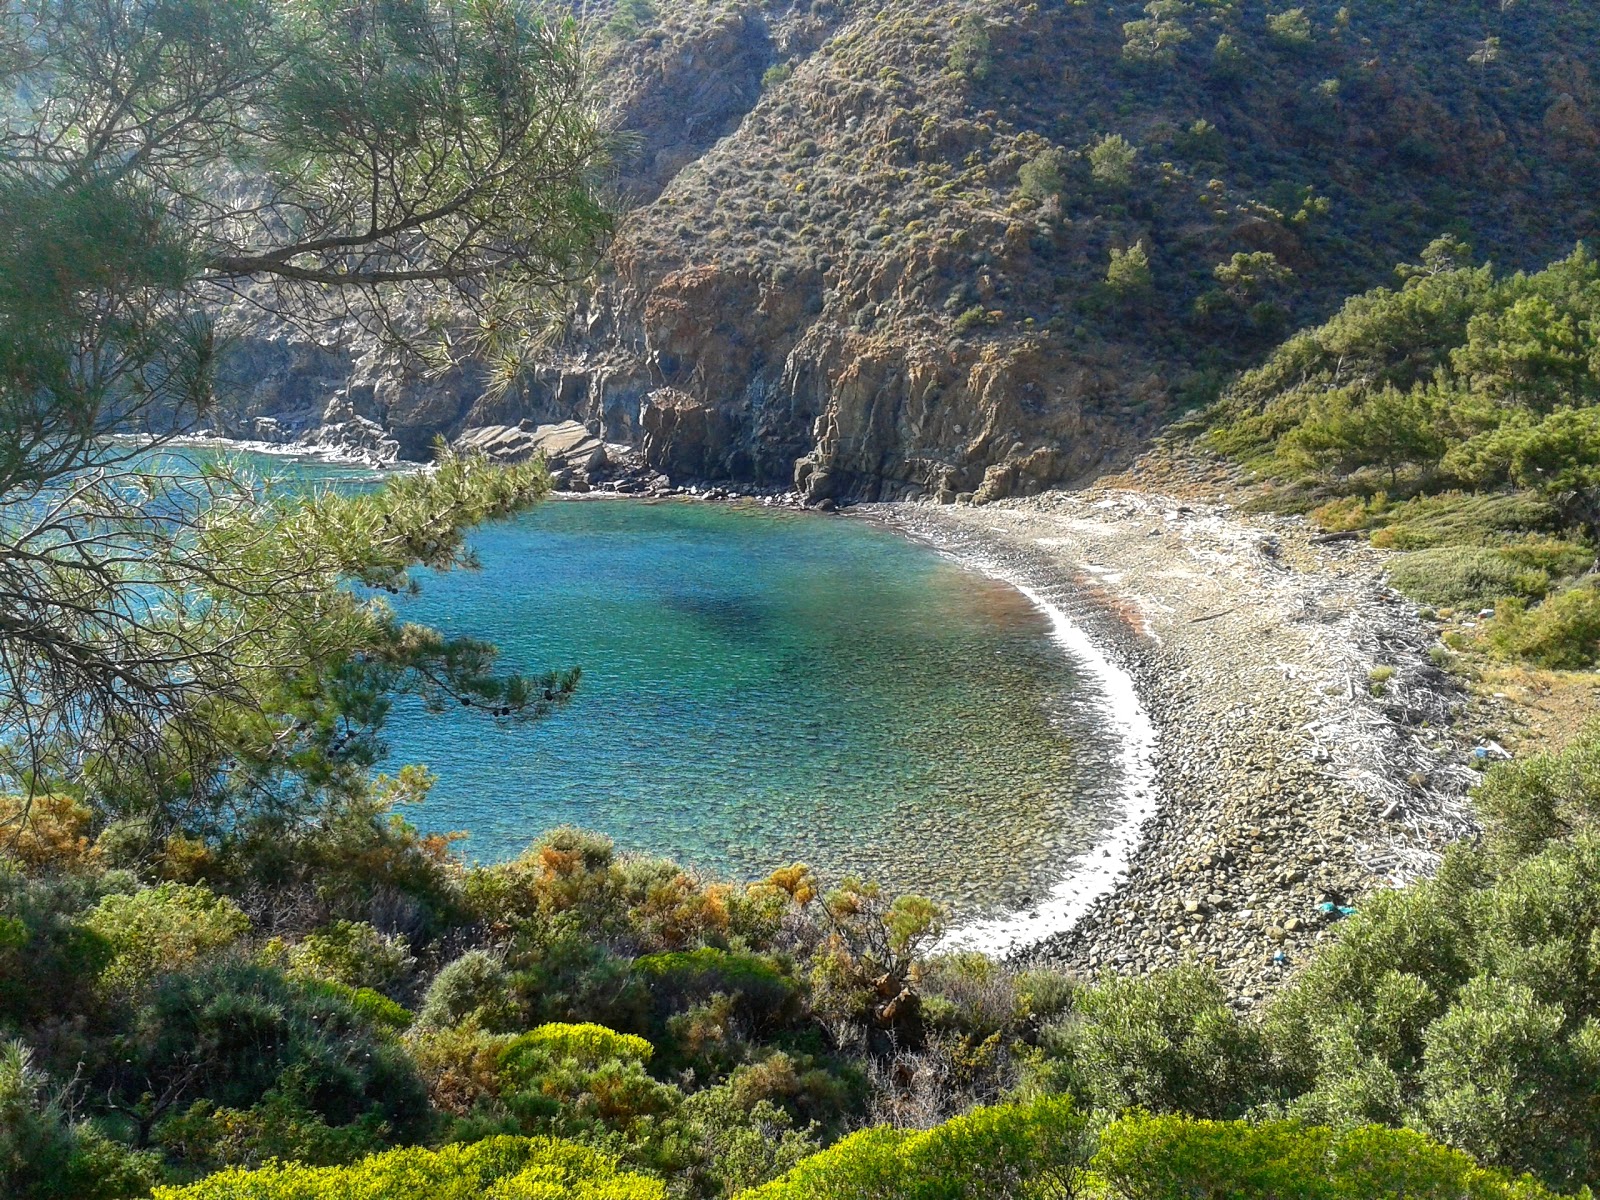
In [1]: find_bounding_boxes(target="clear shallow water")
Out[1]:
[175,447,1130,916]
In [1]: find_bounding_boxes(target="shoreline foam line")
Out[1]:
[934,552,1159,958]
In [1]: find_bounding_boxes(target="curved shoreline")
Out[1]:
[929,562,1159,958]
[872,477,1479,999]
[150,434,1476,995]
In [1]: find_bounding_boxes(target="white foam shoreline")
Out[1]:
[160,434,406,469]
[932,551,1159,958]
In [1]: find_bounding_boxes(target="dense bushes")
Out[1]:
[9,727,1600,1196]
[1093,1113,1561,1200]
[742,1095,1088,1200]
[150,1134,666,1199]
[1028,964,1266,1121]
[128,961,433,1166]
[742,1102,1568,1200]
[85,884,250,994]
[0,1042,160,1200]
[1208,242,1600,665]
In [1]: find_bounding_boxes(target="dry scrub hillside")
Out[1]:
[222,0,1600,497]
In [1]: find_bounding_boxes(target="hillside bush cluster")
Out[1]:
[4,723,1600,1196]
[1211,241,1600,666]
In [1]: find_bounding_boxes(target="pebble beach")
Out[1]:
[872,460,1481,1003]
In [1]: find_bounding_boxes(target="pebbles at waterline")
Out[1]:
[876,484,1479,1005]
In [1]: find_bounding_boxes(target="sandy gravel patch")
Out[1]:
[870,484,1479,1003]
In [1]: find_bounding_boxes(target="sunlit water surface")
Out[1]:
[202,449,1129,916]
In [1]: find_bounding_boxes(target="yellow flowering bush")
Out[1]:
[740,1095,1088,1199]
[509,1023,654,1069]
[151,1134,666,1200]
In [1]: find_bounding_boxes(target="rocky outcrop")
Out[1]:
[639,388,734,480]
[204,0,1600,502]
[455,420,609,486]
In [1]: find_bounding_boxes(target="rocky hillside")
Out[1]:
[217,0,1600,501]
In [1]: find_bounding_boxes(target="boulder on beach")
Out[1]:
[455,420,608,481]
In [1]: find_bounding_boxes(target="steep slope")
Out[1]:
[223,0,1600,499]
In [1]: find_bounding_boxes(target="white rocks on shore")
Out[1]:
[873,481,1479,1003]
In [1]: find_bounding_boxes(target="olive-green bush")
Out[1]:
[1385,547,1547,608]
[83,883,249,993]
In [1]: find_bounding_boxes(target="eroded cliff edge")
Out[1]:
[210,0,1600,500]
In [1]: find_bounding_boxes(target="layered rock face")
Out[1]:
[455,420,610,488]
[211,0,1600,499]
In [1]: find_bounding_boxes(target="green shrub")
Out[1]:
[761,63,792,89]
[494,1027,679,1143]
[1267,8,1314,48]
[1264,831,1600,1190]
[1033,964,1266,1119]
[918,953,1072,1040]
[1122,0,1193,66]
[632,948,794,1011]
[150,1134,667,1199]
[124,961,431,1152]
[83,882,249,994]
[284,920,415,993]
[1363,492,1568,552]
[1108,241,1154,296]
[154,1089,391,1171]
[1018,147,1065,202]
[952,305,1001,333]
[947,15,991,81]
[1211,32,1246,77]
[0,1042,161,1200]
[0,863,112,1026]
[502,920,645,1032]
[1093,1112,1561,1199]
[1214,252,1293,305]
[320,981,413,1032]
[418,949,519,1030]
[1486,580,1600,669]
[1386,547,1547,608]
[606,0,655,40]
[1089,133,1138,189]
[673,1084,820,1195]
[1475,721,1600,863]
[740,1095,1089,1199]
[501,1023,654,1072]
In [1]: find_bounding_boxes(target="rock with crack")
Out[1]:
[454,420,608,484]
[639,387,731,481]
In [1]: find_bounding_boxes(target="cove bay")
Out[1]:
[250,451,1129,918]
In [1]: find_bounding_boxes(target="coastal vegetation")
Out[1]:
[1209,240,1600,669]
[9,734,1600,1196]
[5,0,1600,1197]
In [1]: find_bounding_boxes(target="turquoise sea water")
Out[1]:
[190,449,1127,916]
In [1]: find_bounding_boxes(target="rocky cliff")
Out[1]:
[213,0,1600,499]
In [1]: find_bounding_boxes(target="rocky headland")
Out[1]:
[203,0,1600,506]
